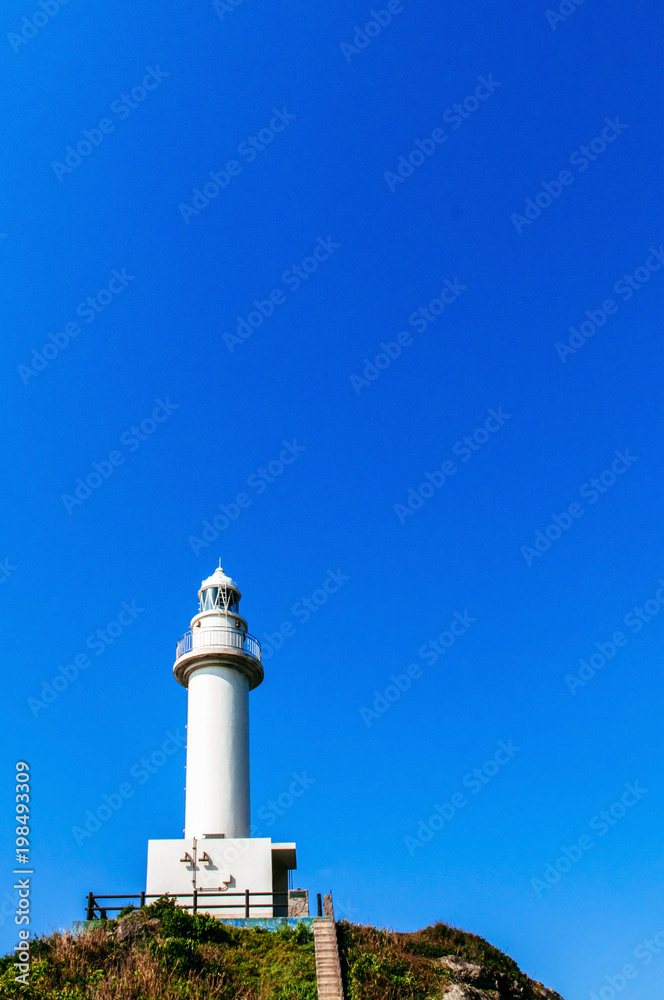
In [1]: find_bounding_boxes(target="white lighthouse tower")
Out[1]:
[146,565,299,919]
[178,564,260,841]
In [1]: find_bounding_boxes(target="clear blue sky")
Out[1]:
[1,1,662,996]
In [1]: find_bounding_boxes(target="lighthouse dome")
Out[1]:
[198,564,241,613]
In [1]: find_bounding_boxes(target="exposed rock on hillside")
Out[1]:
[438,954,564,999]
[338,920,565,999]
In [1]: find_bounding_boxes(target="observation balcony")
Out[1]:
[173,626,263,689]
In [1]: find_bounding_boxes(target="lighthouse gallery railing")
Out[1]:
[176,627,261,663]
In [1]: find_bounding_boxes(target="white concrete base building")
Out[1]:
[146,565,299,918]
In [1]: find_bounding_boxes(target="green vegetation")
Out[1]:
[0,898,558,999]
[0,898,317,1000]
[338,922,550,999]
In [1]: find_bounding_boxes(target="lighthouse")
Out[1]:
[146,565,300,919]
[176,564,261,841]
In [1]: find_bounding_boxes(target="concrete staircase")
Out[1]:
[313,896,344,1000]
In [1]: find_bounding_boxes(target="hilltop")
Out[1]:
[0,897,564,999]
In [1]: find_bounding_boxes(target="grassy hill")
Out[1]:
[0,897,563,999]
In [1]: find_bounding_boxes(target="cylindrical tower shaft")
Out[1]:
[184,663,250,839]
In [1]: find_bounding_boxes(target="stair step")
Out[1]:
[313,917,344,1000]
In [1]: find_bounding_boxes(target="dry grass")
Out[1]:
[0,904,318,1000]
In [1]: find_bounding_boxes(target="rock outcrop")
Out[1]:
[439,954,565,999]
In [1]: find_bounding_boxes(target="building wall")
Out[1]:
[147,837,274,918]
